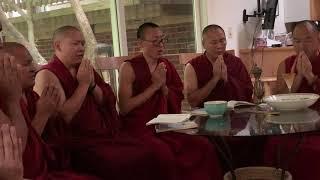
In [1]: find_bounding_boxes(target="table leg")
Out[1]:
[277,134,304,180]
[207,136,236,180]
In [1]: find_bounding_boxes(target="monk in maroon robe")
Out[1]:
[265,20,320,180]
[34,26,173,180]
[119,22,222,180]
[0,43,100,180]
[184,25,253,108]
[184,25,264,169]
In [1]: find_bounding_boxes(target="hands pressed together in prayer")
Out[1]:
[0,55,24,180]
[151,62,167,89]
[0,121,23,180]
[212,55,227,82]
[77,59,95,90]
[0,54,22,104]
[293,51,317,85]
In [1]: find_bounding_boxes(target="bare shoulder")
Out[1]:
[34,69,62,91]
[34,69,66,100]
[184,63,196,75]
[36,69,59,83]
[120,61,133,72]
[119,62,135,81]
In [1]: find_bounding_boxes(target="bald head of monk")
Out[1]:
[292,20,320,59]
[52,26,85,67]
[0,42,36,89]
[202,24,227,60]
[137,22,165,60]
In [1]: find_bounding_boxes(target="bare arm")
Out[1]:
[34,70,89,124]
[118,62,160,115]
[184,64,219,108]
[32,84,60,135]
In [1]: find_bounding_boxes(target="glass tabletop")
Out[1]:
[156,107,320,136]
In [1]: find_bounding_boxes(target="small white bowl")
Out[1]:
[263,93,319,111]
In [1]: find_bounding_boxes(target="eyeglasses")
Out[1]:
[142,36,168,46]
[208,38,227,46]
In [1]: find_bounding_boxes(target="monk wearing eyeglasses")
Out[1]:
[119,22,222,180]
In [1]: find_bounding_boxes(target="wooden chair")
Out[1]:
[179,50,235,65]
[95,56,130,95]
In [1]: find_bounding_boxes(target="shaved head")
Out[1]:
[201,24,227,59]
[202,24,225,38]
[0,42,29,63]
[137,22,160,40]
[293,20,319,37]
[52,26,85,67]
[0,42,26,52]
[53,26,81,43]
[0,42,36,89]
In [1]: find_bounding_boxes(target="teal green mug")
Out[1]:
[205,116,229,132]
[204,101,227,116]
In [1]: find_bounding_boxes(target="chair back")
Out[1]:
[179,50,235,65]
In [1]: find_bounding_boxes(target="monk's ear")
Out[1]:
[53,40,61,52]
[137,39,143,49]
[202,38,206,48]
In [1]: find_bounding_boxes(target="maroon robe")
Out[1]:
[121,54,223,180]
[264,54,320,180]
[41,56,173,180]
[189,52,253,107]
[21,90,100,180]
[190,52,265,169]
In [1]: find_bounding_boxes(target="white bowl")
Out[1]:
[263,93,319,111]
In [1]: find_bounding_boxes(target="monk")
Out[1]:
[265,20,320,180]
[276,21,320,98]
[34,26,173,180]
[184,25,264,169]
[119,22,222,180]
[184,24,253,108]
[0,43,101,179]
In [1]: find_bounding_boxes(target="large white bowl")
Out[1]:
[263,93,320,111]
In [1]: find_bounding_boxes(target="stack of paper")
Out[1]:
[146,114,198,133]
[146,114,191,125]
[227,100,255,109]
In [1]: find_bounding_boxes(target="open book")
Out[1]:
[146,114,191,125]
[227,100,255,109]
[146,114,198,133]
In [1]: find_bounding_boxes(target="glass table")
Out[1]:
[195,108,320,136]
[156,107,320,180]
[156,107,320,136]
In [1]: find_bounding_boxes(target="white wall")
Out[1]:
[205,0,286,54]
